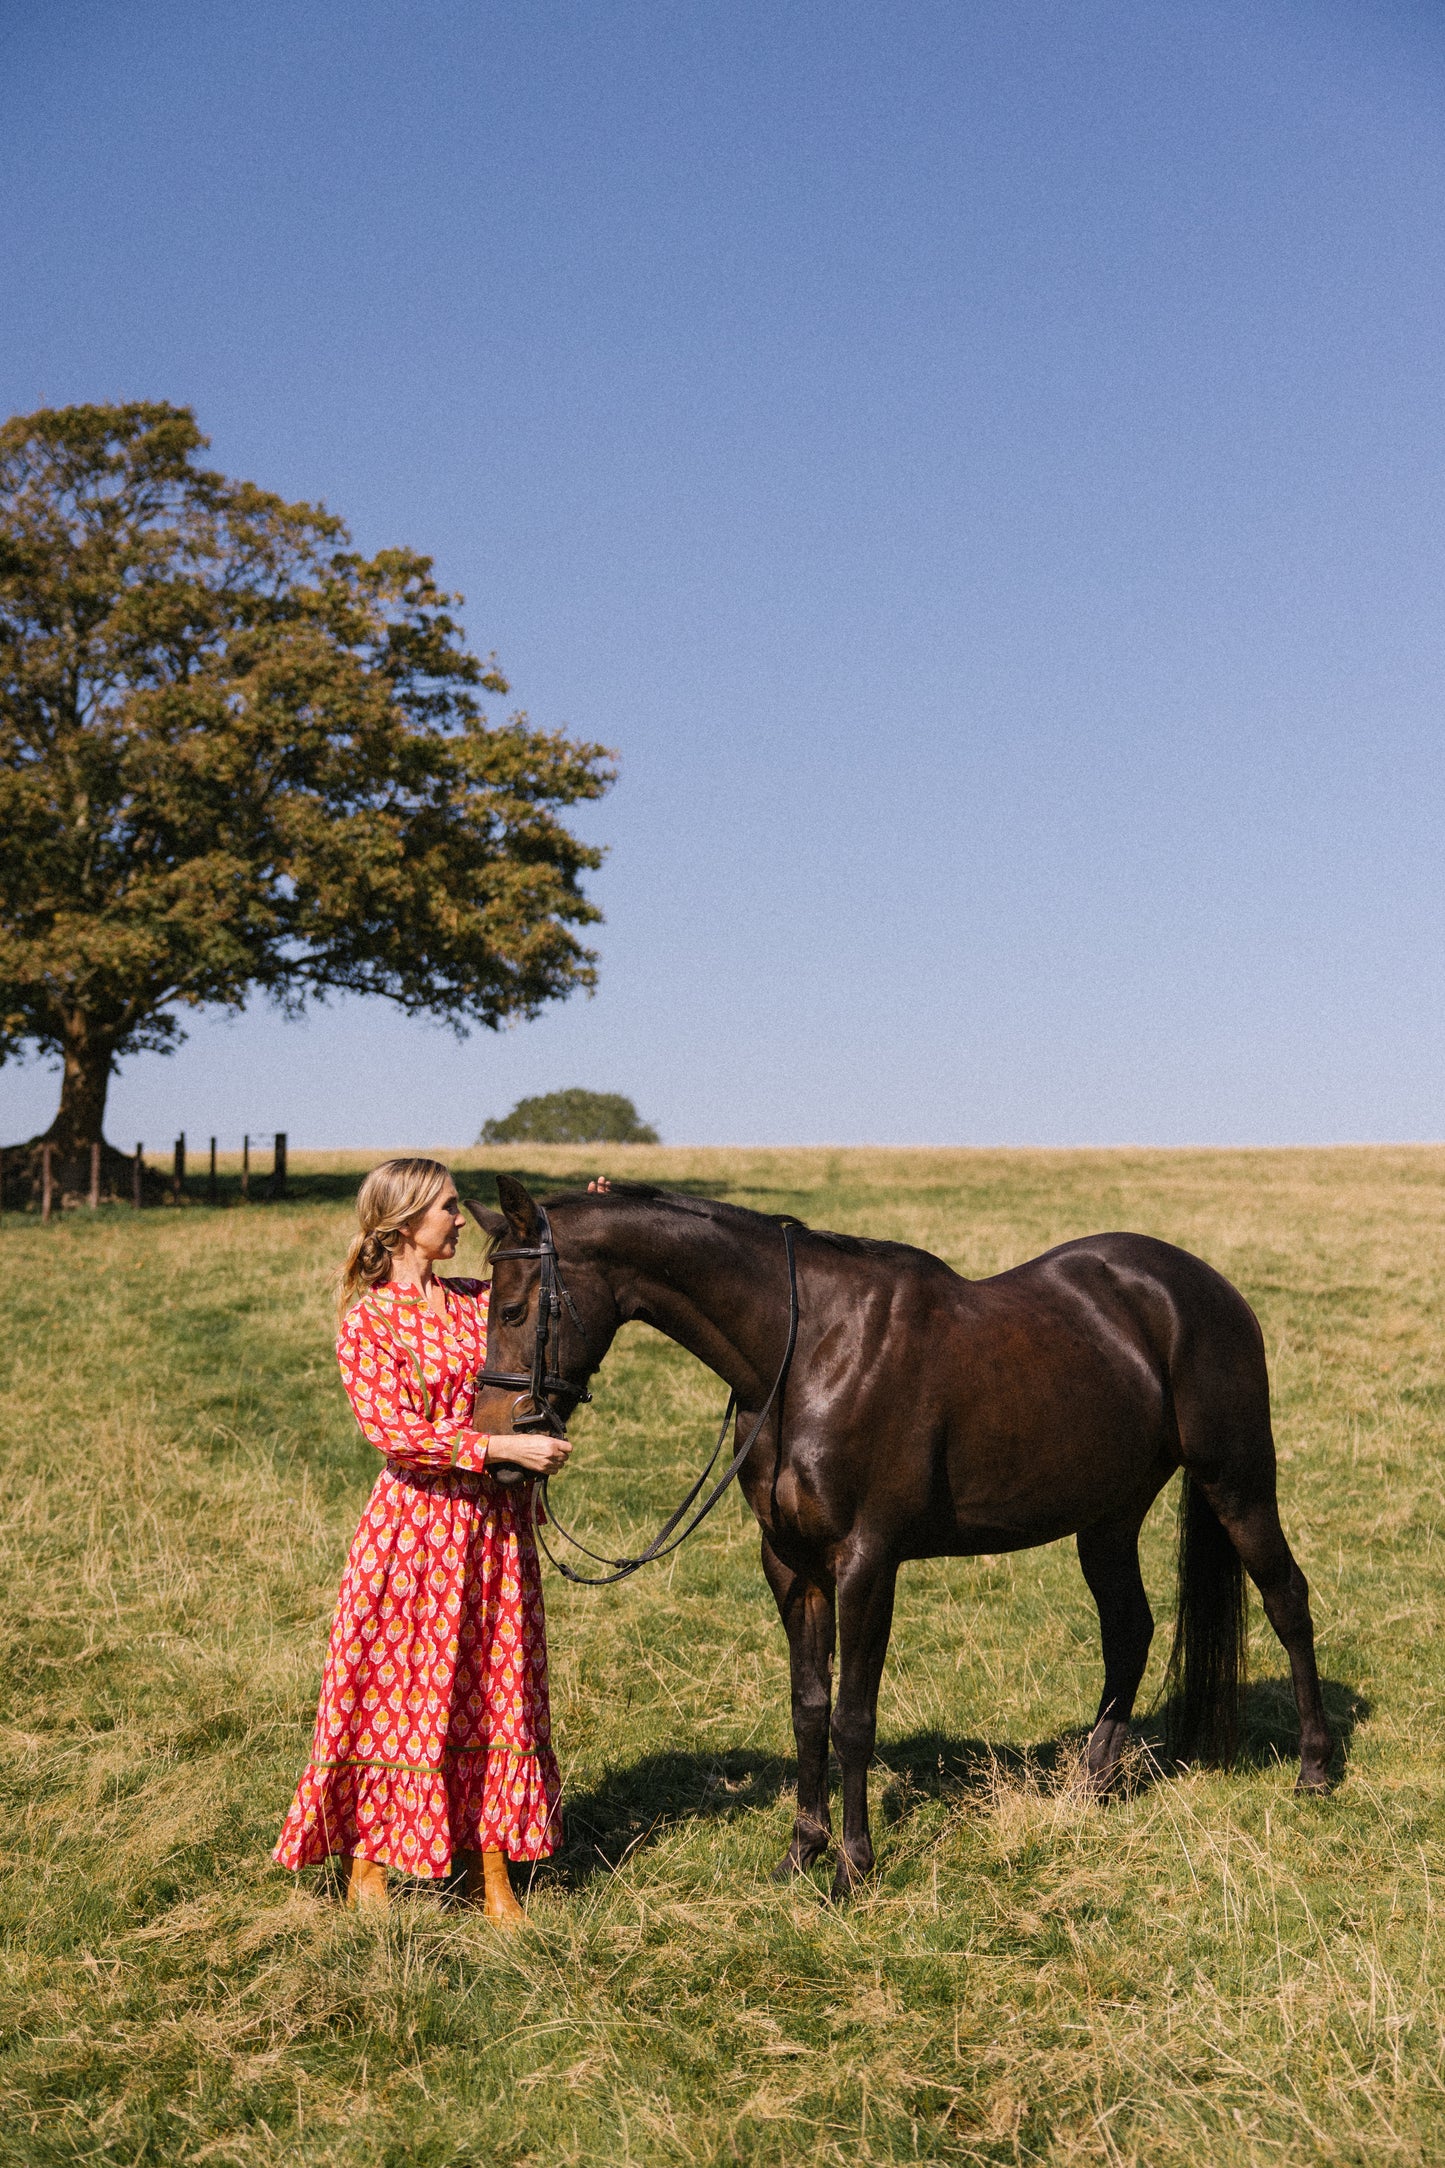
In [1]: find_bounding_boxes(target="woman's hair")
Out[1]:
[338,1157,453,1316]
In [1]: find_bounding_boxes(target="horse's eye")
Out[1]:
[500,1303,526,1325]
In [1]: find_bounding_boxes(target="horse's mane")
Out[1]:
[544,1181,920,1263]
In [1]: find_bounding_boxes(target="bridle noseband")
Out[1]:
[467,1198,801,1586]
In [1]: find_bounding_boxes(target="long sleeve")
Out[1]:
[337,1308,491,1476]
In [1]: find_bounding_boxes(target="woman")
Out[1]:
[274,1157,570,1925]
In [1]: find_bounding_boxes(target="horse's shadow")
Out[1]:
[515,1674,1367,1892]
[366,1676,1368,1904]
[527,1747,795,1892]
[873,1674,1367,1822]
[347,1675,1369,1904]
[1236,1671,1368,1775]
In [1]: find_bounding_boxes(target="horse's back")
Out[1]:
[811,1224,1258,1339]
[803,1224,1263,1424]
[982,1230,1263,1364]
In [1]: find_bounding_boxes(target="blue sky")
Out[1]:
[3,0,1444,1147]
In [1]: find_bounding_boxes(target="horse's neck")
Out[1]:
[572,1202,789,1404]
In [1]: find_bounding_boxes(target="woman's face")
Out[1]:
[403,1178,465,1265]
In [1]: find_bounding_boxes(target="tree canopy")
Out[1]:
[0,402,614,1168]
[480,1089,660,1145]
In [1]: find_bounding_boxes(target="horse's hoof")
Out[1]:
[1295,1768,1333,1797]
[828,1856,871,1903]
[772,1821,831,1881]
[1080,1720,1130,1797]
[772,1841,829,1882]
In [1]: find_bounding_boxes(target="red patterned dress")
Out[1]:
[274,1276,561,1877]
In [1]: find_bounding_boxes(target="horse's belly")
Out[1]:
[938,1365,1168,1541]
[942,1518,1085,1558]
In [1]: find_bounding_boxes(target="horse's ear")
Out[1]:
[462,1199,507,1242]
[494,1173,542,1244]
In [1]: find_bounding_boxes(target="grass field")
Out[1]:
[3,1143,1445,2166]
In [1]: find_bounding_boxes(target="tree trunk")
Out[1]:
[41,1024,117,1158]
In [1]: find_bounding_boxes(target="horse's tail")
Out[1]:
[1165,1471,1247,1765]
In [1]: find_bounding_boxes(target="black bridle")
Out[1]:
[473,1203,595,1440]
[467,1200,800,1586]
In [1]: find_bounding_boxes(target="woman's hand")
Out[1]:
[487,1432,573,1475]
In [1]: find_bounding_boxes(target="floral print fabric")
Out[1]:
[274,1277,561,1875]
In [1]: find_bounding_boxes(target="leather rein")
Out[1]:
[468,1201,800,1587]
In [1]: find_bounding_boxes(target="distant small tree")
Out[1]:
[480,1089,659,1145]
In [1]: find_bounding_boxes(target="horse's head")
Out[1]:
[465,1174,619,1443]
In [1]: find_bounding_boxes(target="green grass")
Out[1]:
[3,1144,1445,2165]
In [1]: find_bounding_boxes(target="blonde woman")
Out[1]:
[274,1158,570,1924]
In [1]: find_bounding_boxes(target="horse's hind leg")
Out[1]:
[1076,1516,1155,1793]
[760,1536,836,1877]
[1204,1486,1334,1792]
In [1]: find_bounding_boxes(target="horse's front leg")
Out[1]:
[760,1535,836,1878]
[829,1546,898,1902]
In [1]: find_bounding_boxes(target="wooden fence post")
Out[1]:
[271,1131,287,1200]
[89,1141,100,1210]
[241,1134,250,1203]
[172,1132,185,1206]
[41,1143,53,1224]
[134,1145,144,1211]
[209,1136,218,1207]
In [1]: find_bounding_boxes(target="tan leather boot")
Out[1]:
[461,1848,525,1928]
[345,1855,389,1912]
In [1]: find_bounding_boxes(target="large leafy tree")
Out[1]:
[0,403,613,1174]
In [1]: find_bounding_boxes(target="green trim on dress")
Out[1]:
[311,1744,540,1775]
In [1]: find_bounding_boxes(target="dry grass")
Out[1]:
[2,1146,1444,2164]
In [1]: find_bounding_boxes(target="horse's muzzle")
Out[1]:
[487,1389,564,1486]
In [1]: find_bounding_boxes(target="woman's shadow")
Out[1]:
[528,1673,1367,1891]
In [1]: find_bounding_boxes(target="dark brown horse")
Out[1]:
[471,1178,1332,1900]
